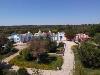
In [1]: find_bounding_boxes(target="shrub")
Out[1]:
[48,41,57,53]
[4,70,17,75]
[0,40,14,55]
[25,52,33,61]
[56,42,65,54]
[17,68,29,75]
[56,47,64,54]
[94,33,100,45]
[58,42,64,48]
[19,51,23,55]
[71,45,78,51]
[11,48,18,53]
[2,44,11,54]
[38,52,49,63]
[78,42,100,68]
[21,49,33,61]
[0,69,3,75]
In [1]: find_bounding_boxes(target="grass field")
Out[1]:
[9,55,63,70]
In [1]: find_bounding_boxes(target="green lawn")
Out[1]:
[72,45,100,75]
[9,55,63,70]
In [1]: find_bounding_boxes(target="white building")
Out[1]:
[34,30,66,41]
[8,31,33,43]
[51,32,66,41]
[34,30,42,37]
[8,30,66,43]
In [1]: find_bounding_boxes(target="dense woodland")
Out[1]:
[0,24,100,37]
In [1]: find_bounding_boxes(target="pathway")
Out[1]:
[41,41,76,75]
[3,41,76,75]
[2,43,28,63]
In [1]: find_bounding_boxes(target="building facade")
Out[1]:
[8,30,66,43]
[74,33,90,42]
[34,30,66,41]
[8,31,33,43]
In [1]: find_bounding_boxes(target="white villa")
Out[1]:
[8,31,33,43]
[8,30,66,43]
[34,30,66,41]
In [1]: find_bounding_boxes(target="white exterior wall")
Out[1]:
[52,32,65,41]
[8,32,33,43]
[13,35,21,43]
[57,32,65,41]
[33,30,66,41]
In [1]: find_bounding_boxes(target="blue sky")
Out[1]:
[0,0,100,25]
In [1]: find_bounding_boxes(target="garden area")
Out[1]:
[9,55,63,70]
[0,35,18,60]
[9,39,64,70]
[0,63,30,75]
[72,33,100,75]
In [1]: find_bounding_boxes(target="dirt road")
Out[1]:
[2,43,28,63]
[42,41,76,75]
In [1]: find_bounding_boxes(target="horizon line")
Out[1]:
[0,23,100,26]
